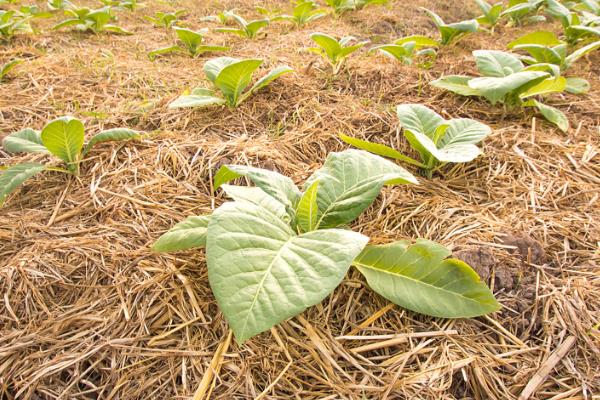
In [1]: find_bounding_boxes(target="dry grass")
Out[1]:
[1,0,599,398]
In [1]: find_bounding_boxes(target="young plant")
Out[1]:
[0,117,141,205]
[275,0,327,27]
[169,57,293,109]
[340,104,491,177]
[421,8,479,45]
[544,0,600,44]
[308,32,368,74]
[354,0,389,9]
[53,6,132,34]
[152,149,499,343]
[370,35,438,67]
[47,0,75,11]
[0,10,33,40]
[145,10,186,28]
[324,0,356,15]
[431,50,571,131]
[0,58,23,81]
[500,0,545,26]
[200,9,236,24]
[215,11,269,39]
[149,27,229,60]
[507,30,600,92]
[475,0,503,28]
[101,0,141,11]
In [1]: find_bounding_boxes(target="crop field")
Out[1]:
[0,0,599,398]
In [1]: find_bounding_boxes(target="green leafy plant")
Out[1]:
[200,9,236,24]
[421,8,479,45]
[101,0,141,11]
[274,0,328,26]
[475,0,503,28]
[309,32,368,74]
[324,0,356,14]
[370,35,438,67]
[215,11,269,39]
[431,50,571,131]
[0,58,23,81]
[354,0,389,9]
[0,10,34,40]
[340,104,491,177]
[145,10,186,28]
[53,6,132,34]
[149,27,229,59]
[47,0,75,11]
[507,30,600,93]
[0,117,141,205]
[169,57,293,109]
[544,0,600,43]
[500,0,545,25]
[152,149,499,343]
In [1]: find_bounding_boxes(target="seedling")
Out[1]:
[47,0,75,11]
[145,10,187,28]
[309,32,368,74]
[152,150,499,344]
[200,9,236,24]
[0,58,23,81]
[0,10,34,40]
[0,117,141,205]
[544,0,600,44]
[215,11,269,39]
[53,6,132,34]
[370,35,438,67]
[324,0,356,14]
[500,0,545,26]
[421,8,479,45]
[169,57,293,109]
[149,27,229,59]
[475,0,503,28]
[274,0,328,26]
[101,0,141,11]
[431,50,571,131]
[340,104,491,177]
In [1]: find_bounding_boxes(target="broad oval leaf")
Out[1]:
[519,76,566,99]
[304,150,417,229]
[309,32,342,61]
[152,215,210,253]
[83,128,141,155]
[353,239,500,318]
[40,116,84,166]
[473,50,524,77]
[524,99,569,132]
[396,103,445,138]
[468,71,549,104]
[565,77,590,94]
[206,200,369,343]
[430,75,480,97]
[0,163,46,206]
[2,128,49,154]
[203,57,239,83]
[507,30,563,48]
[215,59,263,106]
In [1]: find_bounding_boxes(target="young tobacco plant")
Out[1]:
[309,32,368,74]
[340,104,491,177]
[421,8,479,45]
[0,117,140,206]
[431,50,571,131]
[274,0,328,27]
[0,58,23,81]
[149,27,229,60]
[145,10,186,28]
[0,10,34,40]
[101,0,141,11]
[53,6,132,34]
[215,11,269,39]
[200,9,236,24]
[169,57,293,109]
[370,35,438,67]
[47,0,75,11]
[500,0,545,26]
[152,149,499,343]
[544,0,600,44]
[475,0,503,28]
[324,0,356,15]
[507,30,600,93]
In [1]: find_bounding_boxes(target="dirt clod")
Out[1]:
[502,234,545,265]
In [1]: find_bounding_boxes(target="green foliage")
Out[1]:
[101,0,142,11]
[53,6,132,34]
[149,27,229,59]
[324,0,387,14]
[1,117,141,205]
[431,50,571,131]
[341,104,491,177]
[145,9,186,28]
[544,0,600,43]
[0,10,34,40]
[275,0,328,26]
[309,32,368,74]
[169,57,293,109]
[500,0,545,25]
[215,11,269,39]
[200,9,236,24]
[475,0,503,27]
[370,35,438,67]
[47,0,75,11]
[421,7,479,45]
[0,58,23,81]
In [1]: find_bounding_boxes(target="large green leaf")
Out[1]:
[2,128,49,154]
[309,32,342,62]
[174,27,203,51]
[304,150,417,229]
[473,50,524,77]
[83,128,140,155]
[40,116,84,166]
[519,76,566,98]
[430,75,480,96]
[468,71,549,104]
[524,99,569,132]
[512,44,563,66]
[215,59,263,105]
[507,30,563,48]
[396,103,445,139]
[152,215,210,252]
[565,77,590,94]
[353,239,500,318]
[425,118,491,163]
[203,57,238,83]
[206,200,368,343]
[0,163,46,206]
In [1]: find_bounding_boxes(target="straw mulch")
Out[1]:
[0,0,598,398]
